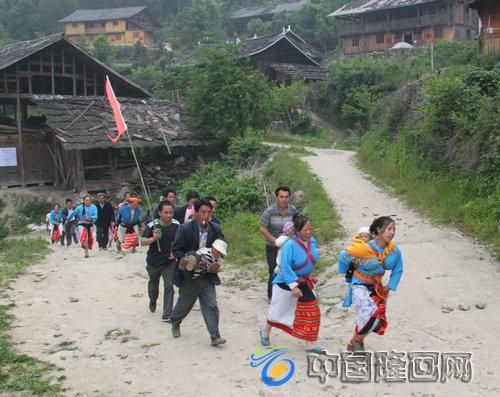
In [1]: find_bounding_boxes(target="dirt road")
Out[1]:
[8,148,500,396]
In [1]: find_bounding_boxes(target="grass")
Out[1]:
[358,144,500,258]
[225,149,343,275]
[264,127,336,149]
[264,150,343,245]
[0,237,63,395]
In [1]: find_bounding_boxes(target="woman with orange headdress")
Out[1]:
[116,197,142,252]
[338,216,403,351]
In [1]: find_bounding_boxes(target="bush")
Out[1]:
[222,133,272,167]
[179,162,263,220]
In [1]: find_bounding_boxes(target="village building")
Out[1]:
[240,27,328,84]
[231,0,311,35]
[328,0,479,54]
[468,0,500,55]
[59,6,158,46]
[0,33,212,191]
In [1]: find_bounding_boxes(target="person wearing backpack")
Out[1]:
[259,214,326,354]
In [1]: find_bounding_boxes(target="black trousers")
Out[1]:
[96,223,110,248]
[147,262,176,317]
[266,245,279,299]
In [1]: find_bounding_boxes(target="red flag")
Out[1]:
[105,75,128,142]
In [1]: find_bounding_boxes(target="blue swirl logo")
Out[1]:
[249,346,295,386]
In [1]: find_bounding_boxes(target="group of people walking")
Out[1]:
[48,189,228,346]
[47,184,403,351]
[258,187,403,353]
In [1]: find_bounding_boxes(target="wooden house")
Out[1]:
[0,33,211,190]
[328,0,479,54]
[240,27,328,84]
[231,0,311,34]
[59,6,158,46]
[468,0,500,55]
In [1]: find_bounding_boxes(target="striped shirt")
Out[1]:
[259,203,296,246]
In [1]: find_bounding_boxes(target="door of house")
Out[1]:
[23,133,55,185]
[404,33,413,45]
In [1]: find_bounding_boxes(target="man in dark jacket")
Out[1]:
[170,198,225,346]
[95,192,115,249]
[173,190,199,224]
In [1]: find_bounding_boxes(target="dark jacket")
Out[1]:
[173,205,188,224]
[172,220,223,285]
[95,201,115,226]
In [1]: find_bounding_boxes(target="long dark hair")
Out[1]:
[369,216,395,236]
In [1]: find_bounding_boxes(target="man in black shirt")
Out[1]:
[141,200,180,322]
[95,192,115,250]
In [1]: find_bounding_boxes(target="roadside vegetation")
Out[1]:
[0,238,62,395]
[311,41,500,256]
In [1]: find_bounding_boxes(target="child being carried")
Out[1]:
[178,239,228,279]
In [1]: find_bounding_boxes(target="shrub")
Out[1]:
[179,162,263,219]
[222,133,272,167]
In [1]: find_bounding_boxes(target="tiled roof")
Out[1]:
[59,6,146,23]
[231,0,310,19]
[329,0,436,17]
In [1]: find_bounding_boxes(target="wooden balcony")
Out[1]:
[339,12,453,36]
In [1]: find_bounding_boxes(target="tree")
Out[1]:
[186,46,272,140]
[91,35,115,65]
[0,23,12,45]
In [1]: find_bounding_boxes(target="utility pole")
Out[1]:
[431,42,434,70]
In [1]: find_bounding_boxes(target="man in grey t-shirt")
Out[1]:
[259,186,296,300]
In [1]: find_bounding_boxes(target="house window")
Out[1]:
[138,17,145,23]
[133,31,140,38]
[72,23,78,28]
[395,31,402,41]
[101,22,105,28]
[434,26,443,38]
[115,34,122,40]
[376,34,384,44]
[352,36,360,46]
[113,20,119,26]
[88,22,94,28]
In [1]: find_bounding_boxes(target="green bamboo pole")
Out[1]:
[125,130,161,251]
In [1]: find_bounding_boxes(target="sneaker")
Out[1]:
[162,315,171,323]
[211,337,226,346]
[172,324,180,338]
[149,300,156,313]
[179,255,196,271]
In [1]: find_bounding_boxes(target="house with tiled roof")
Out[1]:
[59,6,159,46]
[0,34,212,190]
[328,0,479,54]
[240,27,328,83]
[231,0,311,33]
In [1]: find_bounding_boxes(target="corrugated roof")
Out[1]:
[240,28,322,66]
[231,0,310,20]
[32,96,213,151]
[328,0,437,17]
[59,6,146,23]
[0,34,150,98]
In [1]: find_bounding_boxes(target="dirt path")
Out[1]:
[7,148,500,396]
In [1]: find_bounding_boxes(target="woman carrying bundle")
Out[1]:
[260,214,326,354]
[49,204,64,244]
[338,216,403,351]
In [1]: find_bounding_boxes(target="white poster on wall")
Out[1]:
[0,147,17,167]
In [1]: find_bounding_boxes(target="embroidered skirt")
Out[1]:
[267,282,320,341]
[352,284,387,335]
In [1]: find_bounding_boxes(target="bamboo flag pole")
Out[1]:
[105,76,160,251]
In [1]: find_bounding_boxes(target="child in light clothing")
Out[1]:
[178,239,228,279]
[274,221,296,275]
